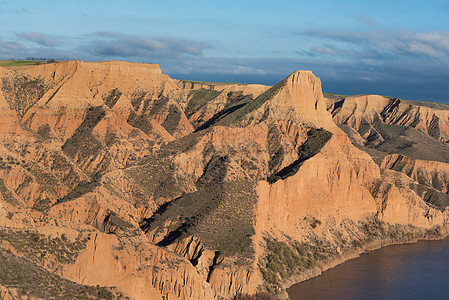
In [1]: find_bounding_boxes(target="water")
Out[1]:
[287,238,449,300]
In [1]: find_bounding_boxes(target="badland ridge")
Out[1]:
[0,60,448,299]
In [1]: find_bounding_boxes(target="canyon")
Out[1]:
[0,60,448,299]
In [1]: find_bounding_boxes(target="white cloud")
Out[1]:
[303,29,449,59]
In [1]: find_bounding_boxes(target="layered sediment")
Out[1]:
[0,61,448,299]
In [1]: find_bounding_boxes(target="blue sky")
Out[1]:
[1,0,449,102]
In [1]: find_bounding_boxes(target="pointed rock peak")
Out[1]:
[286,70,317,85]
[262,70,334,127]
[282,70,324,107]
[195,70,335,130]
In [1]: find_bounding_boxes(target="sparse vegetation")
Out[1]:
[268,127,333,183]
[194,181,256,258]
[331,96,449,166]
[409,182,449,210]
[37,124,52,139]
[427,115,440,139]
[0,248,117,299]
[148,96,169,117]
[57,181,98,203]
[431,172,444,191]
[194,101,248,132]
[102,88,122,109]
[259,217,429,293]
[0,228,88,265]
[130,90,147,110]
[1,73,51,118]
[102,212,134,233]
[140,181,257,259]
[359,217,422,241]
[341,117,449,164]
[62,106,107,175]
[194,78,287,131]
[323,92,347,101]
[0,178,19,206]
[182,80,245,86]
[402,99,449,110]
[310,218,322,228]
[234,292,277,300]
[226,91,253,106]
[1,59,448,300]
[161,104,182,135]
[261,236,332,291]
[25,163,64,203]
[186,88,221,117]
[125,157,187,200]
[127,112,154,134]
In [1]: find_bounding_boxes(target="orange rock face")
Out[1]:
[0,61,448,299]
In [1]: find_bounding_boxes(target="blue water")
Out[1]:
[287,238,449,300]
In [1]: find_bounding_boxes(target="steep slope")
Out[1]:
[327,95,449,219]
[0,61,448,300]
[0,61,214,299]
[327,95,449,163]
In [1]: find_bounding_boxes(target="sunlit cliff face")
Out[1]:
[0,61,448,299]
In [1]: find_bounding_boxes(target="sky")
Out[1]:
[1,0,449,102]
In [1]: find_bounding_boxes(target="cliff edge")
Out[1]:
[0,61,448,299]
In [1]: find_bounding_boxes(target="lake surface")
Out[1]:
[288,238,449,300]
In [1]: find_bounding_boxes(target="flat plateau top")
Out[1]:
[0,60,51,67]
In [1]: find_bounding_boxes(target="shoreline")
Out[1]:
[281,225,449,299]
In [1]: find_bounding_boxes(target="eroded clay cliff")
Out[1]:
[0,61,448,300]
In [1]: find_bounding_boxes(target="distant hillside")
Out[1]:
[0,60,54,67]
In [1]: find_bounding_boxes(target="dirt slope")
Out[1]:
[0,61,448,299]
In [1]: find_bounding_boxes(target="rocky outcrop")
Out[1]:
[327,95,449,164]
[0,284,21,300]
[1,61,448,299]
[327,95,449,144]
[382,154,449,193]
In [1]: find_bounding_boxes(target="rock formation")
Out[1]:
[0,60,448,299]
